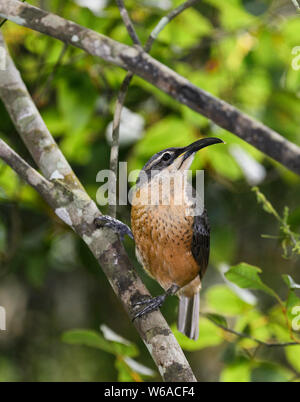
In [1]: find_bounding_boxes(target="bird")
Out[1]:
[94,137,223,340]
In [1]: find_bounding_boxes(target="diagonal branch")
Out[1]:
[144,0,200,52]
[290,0,300,12]
[0,30,81,190]
[116,0,141,46]
[0,32,196,382]
[0,138,54,202]
[1,0,300,175]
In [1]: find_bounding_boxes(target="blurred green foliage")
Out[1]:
[0,0,300,382]
[253,186,300,257]
[61,327,155,381]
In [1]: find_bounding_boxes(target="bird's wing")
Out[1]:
[191,209,210,279]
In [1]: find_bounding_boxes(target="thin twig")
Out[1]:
[145,0,199,52]
[252,187,300,257]
[0,139,54,201]
[108,0,200,217]
[204,314,300,348]
[116,0,141,46]
[290,0,300,12]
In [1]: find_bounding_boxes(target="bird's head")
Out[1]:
[137,137,224,186]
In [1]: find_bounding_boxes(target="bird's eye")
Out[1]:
[162,152,171,162]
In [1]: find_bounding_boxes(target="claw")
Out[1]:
[94,215,134,241]
[132,295,166,321]
[132,285,179,321]
[132,297,153,307]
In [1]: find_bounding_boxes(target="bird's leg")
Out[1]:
[94,216,134,241]
[132,284,179,321]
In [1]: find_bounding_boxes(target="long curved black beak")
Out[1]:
[179,137,224,163]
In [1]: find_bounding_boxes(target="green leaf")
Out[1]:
[225,263,276,298]
[235,68,271,112]
[57,72,97,133]
[41,107,69,136]
[206,0,256,31]
[205,145,242,181]
[251,362,292,382]
[0,165,19,199]
[135,117,196,158]
[268,306,293,342]
[286,291,300,329]
[285,346,300,373]
[234,310,271,348]
[220,357,251,382]
[282,275,300,290]
[205,285,252,316]
[115,358,135,382]
[158,8,213,47]
[205,313,228,328]
[62,329,116,354]
[62,329,138,357]
[172,317,224,351]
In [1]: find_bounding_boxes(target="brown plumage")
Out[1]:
[132,189,201,292]
[130,137,223,340]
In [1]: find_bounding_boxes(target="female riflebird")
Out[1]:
[95,137,223,340]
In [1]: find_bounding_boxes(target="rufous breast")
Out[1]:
[131,178,201,290]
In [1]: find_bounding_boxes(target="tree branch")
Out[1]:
[0,0,25,27]
[0,138,54,202]
[290,0,300,12]
[0,30,80,190]
[116,0,141,46]
[0,32,196,382]
[144,0,199,52]
[1,0,300,175]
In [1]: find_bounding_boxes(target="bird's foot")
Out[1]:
[94,215,134,241]
[132,295,167,320]
[132,285,179,321]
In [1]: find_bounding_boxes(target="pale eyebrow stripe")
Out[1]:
[146,154,164,170]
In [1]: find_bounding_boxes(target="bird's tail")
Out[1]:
[177,292,200,341]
